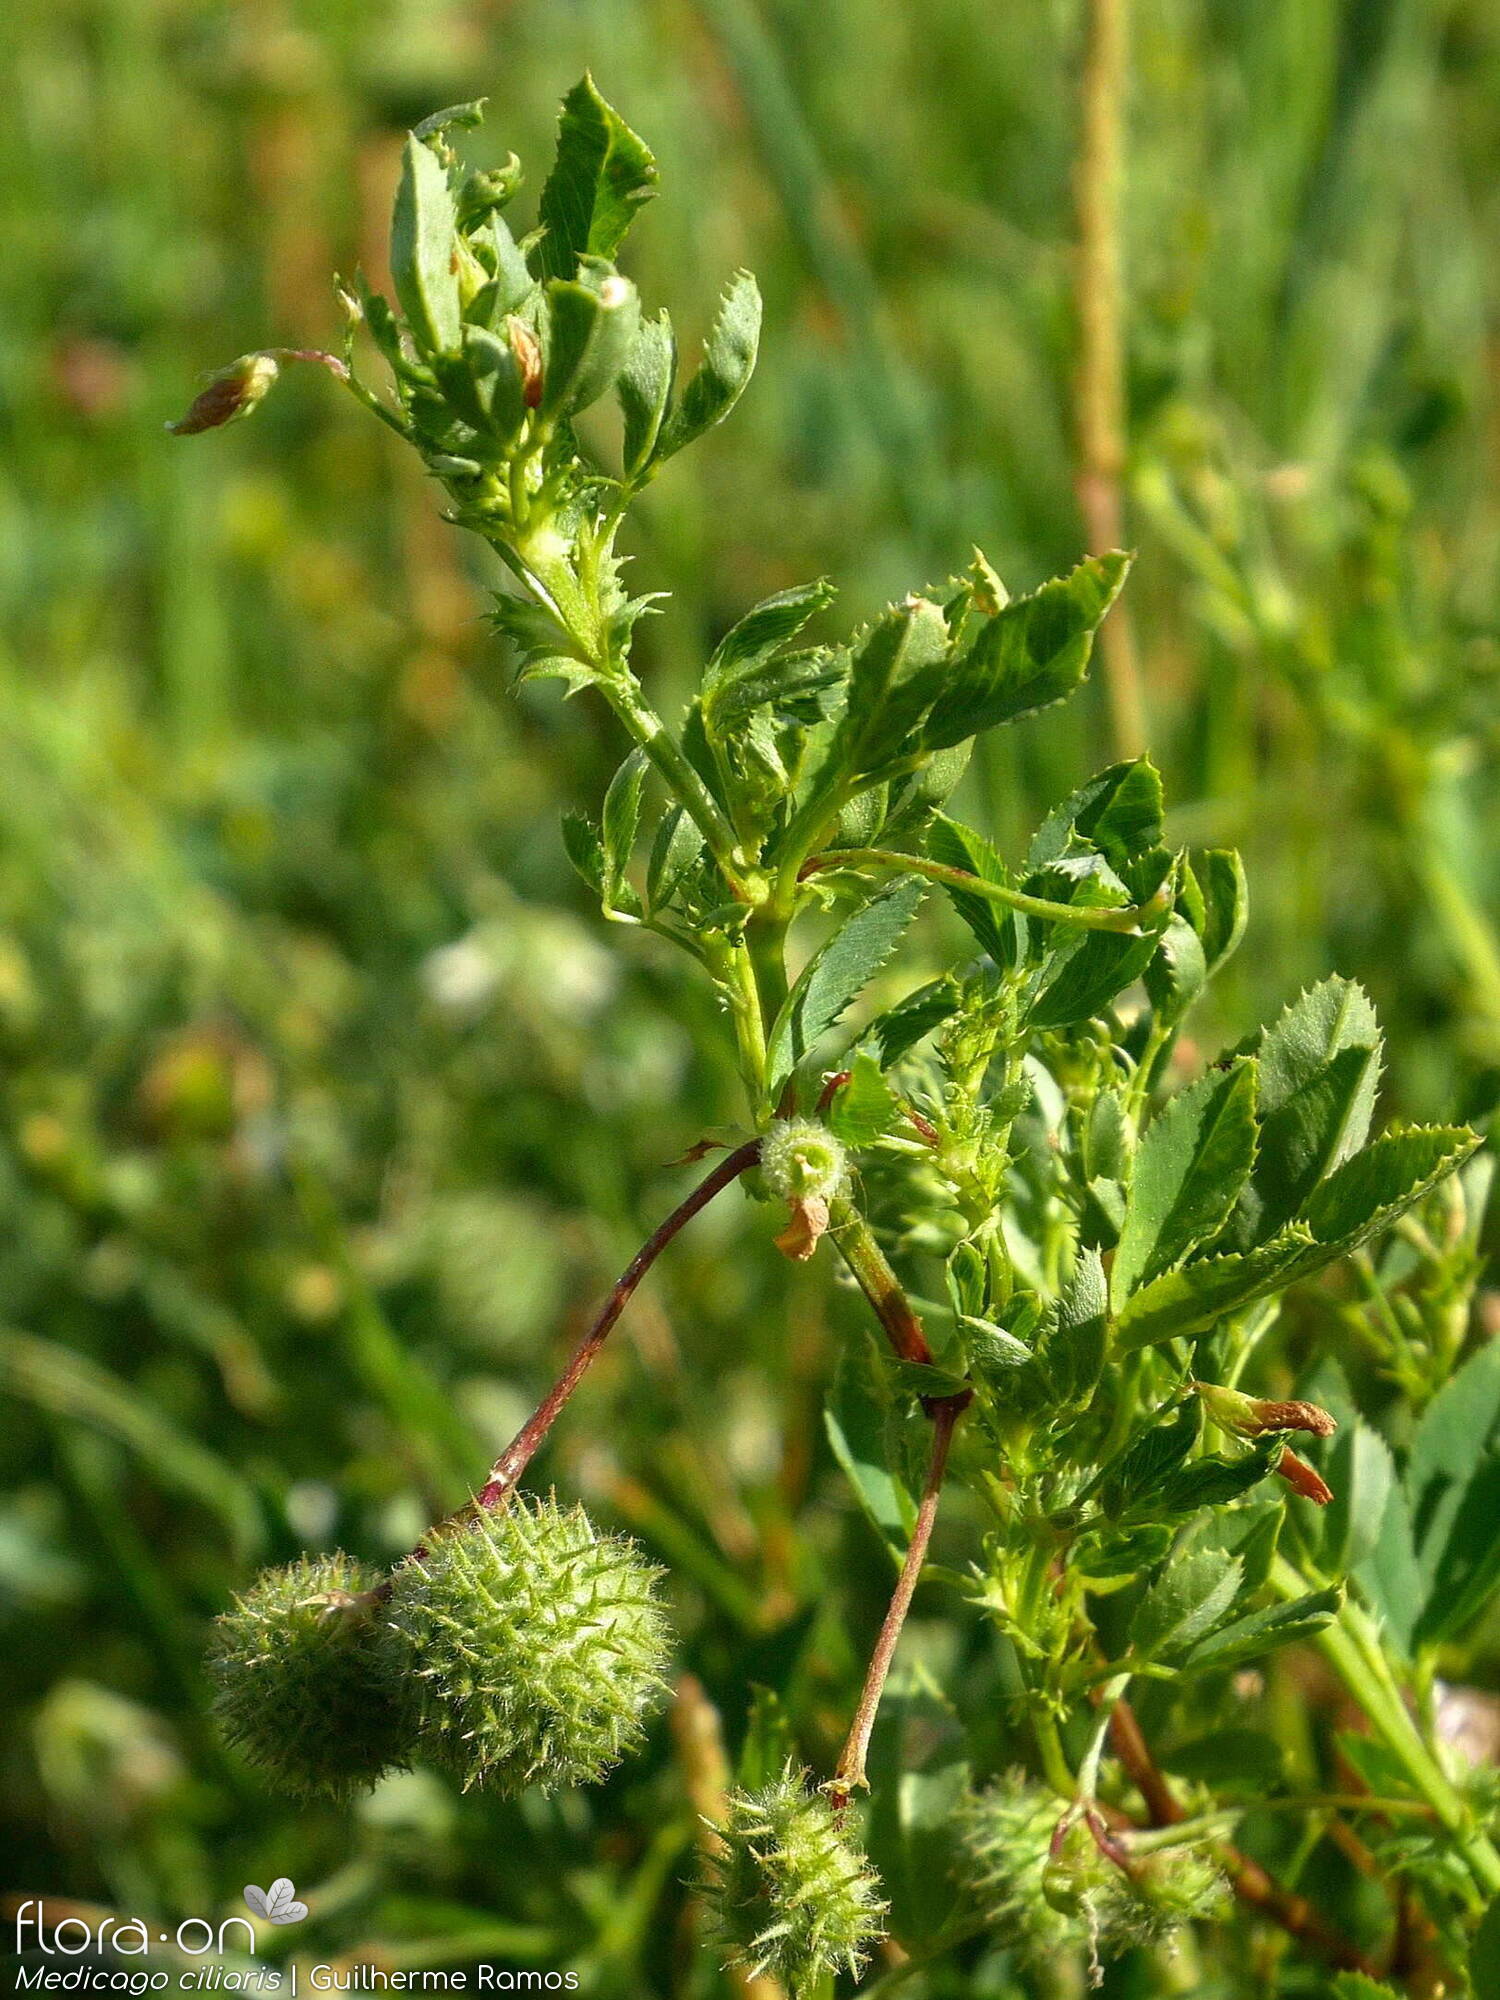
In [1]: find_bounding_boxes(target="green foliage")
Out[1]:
[10,24,1500,1999]
[209,1556,409,1801]
[701,1766,886,1991]
[386,1497,672,1795]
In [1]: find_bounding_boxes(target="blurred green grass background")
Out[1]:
[4,0,1500,1992]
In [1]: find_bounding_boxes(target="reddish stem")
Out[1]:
[1109,1697,1378,1974]
[472,1140,762,1508]
[827,1394,962,1810]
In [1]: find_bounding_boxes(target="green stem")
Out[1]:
[804,849,1168,934]
[713,936,770,1113]
[828,1196,933,1365]
[745,908,791,1039]
[1272,1557,1500,1897]
[1034,1708,1076,1801]
[605,677,748,888]
[1076,1670,1132,1805]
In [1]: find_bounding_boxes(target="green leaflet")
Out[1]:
[766,878,924,1090]
[391,134,462,356]
[1332,1974,1403,2000]
[1180,1585,1342,1674]
[1294,1124,1478,1265]
[535,75,659,279]
[705,580,836,692]
[645,804,702,912]
[871,979,957,1067]
[1240,978,1383,1241]
[601,748,649,910]
[699,580,842,746]
[539,261,641,420]
[1112,1058,1260,1302]
[654,271,762,463]
[1404,1342,1500,1646]
[824,1343,918,1563]
[1028,755,1164,873]
[926,815,1012,965]
[1131,1548,1245,1664]
[1353,1477,1423,1656]
[827,595,951,782]
[1098,1404,1201,1517]
[617,311,676,476]
[1188,848,1249,974]
[828,1052,900,1147]
[1415,1455,1500,1647]
[919,552,1131,751]
[1317,1420,1395,1580]
[1114,1229,1313,1350]
[562,809,641,921]
[1037,1247,1108,1405]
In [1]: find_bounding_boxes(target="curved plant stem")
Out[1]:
[1074,0,1145,758]
[828,1196,934,1366]
[417,1141,761,1540]
[828,1395,962,1810]
[1109,1696,1379,1974]
[802,849,1168,934]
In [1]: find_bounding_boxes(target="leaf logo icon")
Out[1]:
[243,1879,309,1925]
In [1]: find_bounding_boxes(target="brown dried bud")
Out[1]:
[508,318,544,408]
[1194,1381,1336,1441]
[166,353,280,435]
[1277,1449,1334,1507]
[775,1196,830,1262]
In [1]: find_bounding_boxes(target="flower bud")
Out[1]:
[1194,1380,1336,1441]
[1277,1447,1334,1507]
[386,1497,671,1795]
[702,1766,886,1988]
[210,1555,410,1800]
[167,354,280,435]
[507,318,544,409]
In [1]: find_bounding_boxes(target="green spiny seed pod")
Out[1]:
[386,1497,671,1795]
[958,1776,1226,1972]
[759,1119,849,1206]
[954,1773,1083,1963]
[701,1766,886,1993]
[210,1554,409,1800]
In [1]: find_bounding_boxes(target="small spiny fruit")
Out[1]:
[210,1553,408,1800]
[385,1496,671,1794]
[701,1766,886,1993]
[958,1776,1226,1978]
[955,1773,1083,1963]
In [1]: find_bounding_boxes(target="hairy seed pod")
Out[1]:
[386,1497,671,1795]
[954,1774,1084,1962]
[210,1554,409,1800]
[701,1766,886,1991]
[958,1776,1226,1973]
